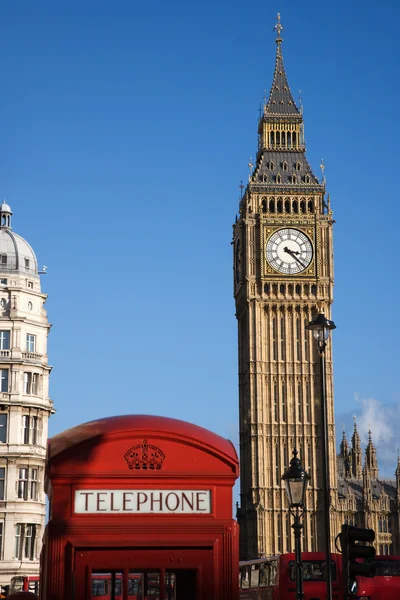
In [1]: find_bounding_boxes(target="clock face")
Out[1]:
[266,228,313,274]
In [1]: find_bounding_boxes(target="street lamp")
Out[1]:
[306,312,336,600]
[282,449,310,600]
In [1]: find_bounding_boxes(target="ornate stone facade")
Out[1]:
[233,15,400,560]
[0,202,54,586]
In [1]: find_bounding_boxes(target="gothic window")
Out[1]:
[276,131,280,146]
[288,284,293,295]
[280,284,285,295]
[308,200,314,213]
[264,283,270,295]
[292,175,297,184]
[292,131,297,146]
[282,383,286,422]
[269,199,275,213]
[282,162,288,172]
[295,284,301,295]
[280,318,285,359]
[285,513,291,552]
[300,199,306,214]
[296,320,301,360]
[304,284,309,295]
[274,383,278,422]
[277,174,282,184]
[305,175,310,183]
[310,514,316,551]
[270,161,274,170]
[305,382,310,422]
[270,131,275,146]
[293,200,298,213]
[272,318,277,361]
[311,284,317,296]
[262,175,268,182]
[297,383,302,421]
[307,445,312,471]
[285,199,290,213]
[296,162,302,171]
[261,199,267,213]
[277,513,282,553]
[277,198,283,212]
[287,132,291,148]
[304,318,309,359]
[275,447,280,485]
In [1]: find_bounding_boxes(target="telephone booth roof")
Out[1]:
[46,414,238,481]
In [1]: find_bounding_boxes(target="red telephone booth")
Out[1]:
[42,415,239,600]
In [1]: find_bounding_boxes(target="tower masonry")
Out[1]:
[0,202,54,586]
[233,15,336,559]
[233,15,400,560]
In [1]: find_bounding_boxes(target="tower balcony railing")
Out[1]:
[0,350,10,358]
[22,352,43,361]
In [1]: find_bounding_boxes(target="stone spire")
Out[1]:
[364,430,379,479]
[340,425,352,478]
[351,417,363,478]
[264,13,300,116]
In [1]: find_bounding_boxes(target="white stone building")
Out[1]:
[0,202,54,587]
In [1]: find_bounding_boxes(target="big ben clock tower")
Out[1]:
[233,15,337,559]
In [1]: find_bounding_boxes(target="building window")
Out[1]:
[305,382,310,422]
[18,467,39,501]
[280,318,285,359]
[272,318,277,361]
[277,513,282,553]
[24,258,30,269]
[0,467,5,500]
[0,279,6,285]
[296,319,301,360]
[275,447,280,485]
[22,415,41,446]
[274,383,278,422]
[0,332,9,350]
[15,523,37,560]
[285,512,291,551]
[282,383,286,422]
[297,383,302,421]
[23,373,39,395]
[310,514,316,551]
[0,414,7,443]
[26,334,36,353]
[27,281,33,289]
[0,255,7,265]
[0,369,8,393]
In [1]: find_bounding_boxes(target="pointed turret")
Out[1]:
[264,14,300,116]
[340,426,352,478]
[245,13,324,202]
[351,417,363,479]
[365,430,379,479]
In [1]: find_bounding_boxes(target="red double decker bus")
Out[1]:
[91,571,175,600]
[356,555,400,599]
[9,575,40,594]
[239,552,343,599]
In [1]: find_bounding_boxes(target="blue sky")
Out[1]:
[0,0,399,477]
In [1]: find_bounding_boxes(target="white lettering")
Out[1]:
[74,490,211,514]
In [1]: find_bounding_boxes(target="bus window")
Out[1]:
[250,564,259,587]
[259,562,269,587]
[270,560,277,585]
[375,559,400,576]
[240,565,250,589]
[289,560,337,581]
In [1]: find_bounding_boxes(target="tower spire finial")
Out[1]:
[274,13,283,41]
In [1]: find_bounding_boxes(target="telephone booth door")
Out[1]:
[74,548,214,600]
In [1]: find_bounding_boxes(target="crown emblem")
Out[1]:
[124,439,165,471]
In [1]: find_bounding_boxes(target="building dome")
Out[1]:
[0,202,38,275]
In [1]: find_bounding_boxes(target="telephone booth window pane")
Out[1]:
[250,564,259,587]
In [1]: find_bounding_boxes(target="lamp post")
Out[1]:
[306,312,336,600]
[282,449,310,600]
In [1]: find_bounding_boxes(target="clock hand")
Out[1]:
[284,246,300,256]
[283,247,307,269]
